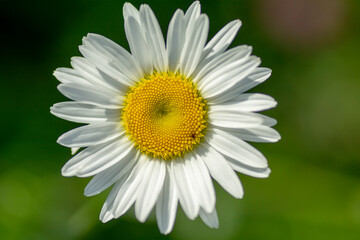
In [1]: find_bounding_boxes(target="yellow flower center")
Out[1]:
[121,72,207,160]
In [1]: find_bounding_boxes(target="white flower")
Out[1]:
[51,1,280,234]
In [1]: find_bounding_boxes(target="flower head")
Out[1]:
[51,1,280,234]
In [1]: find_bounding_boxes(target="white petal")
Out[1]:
[100,173,129,222]
[184,1,201,25]
[200,56,261,99]
[62,142,107,177]
[50,102,119,123]
[71,147,80,155]
[256,113,277,127]
[170,158,199,220]
[62,135,134,178]
[101,155,149,222]
[156,166,178,235]
[78,45,132,89]
[225,155,271,178]
[139,5,167,72]
[81,34,141,85]
[209,107,277,128]
[112,155,151,219]
[196,143,243,199]
[210,93,277,112]
[167,9,186,72]
[199,208,219,229]
[123,2,141,23]
[135,159,166,222]
[209,109,264,129]
[179,14,209,77]
[76,139,133,178]
[84,150,138,196]
[125,16,152,75]
[190,153,216,213]
[209,67,272,104]
[222,125,281,143]
[57,122,121,148]
[201,19,242,62]
[53,68,91,85]
[70,56,127,93]
[205,128,268,168]
[57,83,122,109]
[192,45,252,84]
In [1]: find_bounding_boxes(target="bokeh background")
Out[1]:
[1,0,359,239]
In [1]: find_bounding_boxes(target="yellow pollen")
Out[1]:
[121,72,207,160]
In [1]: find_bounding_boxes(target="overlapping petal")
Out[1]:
[80,34,141,86]
[51,102,120,123]
[196,143,243,199]
[61,134,133,178]
[101,154,149,222]
[170,157,199,219]
[205,128,268,168]
[201,19,242,62]
[222,125,281,143]
[167,9,186,72]
[156,166,178,234]
[199,208,219,229]
[179,14,209,77]
[135,158,166,222]
[84,151,139,196]
[57,122,122,148]
[53,68,91,85]
[200,56,261,99]
[211,93,277,112]
[139,4,168,72]
[209,67,272,104]
[57,83,122,109]
[124,16,153,75]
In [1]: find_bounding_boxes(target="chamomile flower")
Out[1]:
[51,1,280,234]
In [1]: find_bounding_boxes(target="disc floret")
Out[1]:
[121,72,207,160]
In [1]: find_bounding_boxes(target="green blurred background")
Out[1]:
[1,0,359,239]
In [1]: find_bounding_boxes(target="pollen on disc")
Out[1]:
[121,72,207,160]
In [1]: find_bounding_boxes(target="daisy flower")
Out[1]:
[51,1,280,234]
